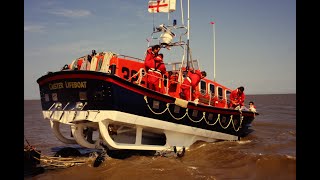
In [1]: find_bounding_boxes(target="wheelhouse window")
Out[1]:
[200,80,206,95]
[218,87,223,100]
[209,84,215,97]
[226,90,231,104]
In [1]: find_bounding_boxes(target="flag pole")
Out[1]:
[211,21,216,82]
[167,0,170,24]
[180,0,184,25]
[186,0,190,71]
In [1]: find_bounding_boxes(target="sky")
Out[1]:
[24,0,296,100]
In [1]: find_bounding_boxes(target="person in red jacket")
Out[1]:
[146,53,167,92]
[144,45,161,71]
[180,70,207,102]
[229,86,245,109]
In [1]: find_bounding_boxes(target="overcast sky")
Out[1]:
[24,0,296,99]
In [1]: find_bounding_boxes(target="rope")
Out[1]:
[186,110,204,123]
[144,96,243,132]
[231,111,243,132]
[218,115,233,129]
[127,71,140,82]
[144,96,168,115]
[203,114,220,126]
[166,104,187,120]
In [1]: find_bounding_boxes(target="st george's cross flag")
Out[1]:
[148,0,176,13]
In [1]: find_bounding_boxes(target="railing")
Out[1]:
[61,51,229,108]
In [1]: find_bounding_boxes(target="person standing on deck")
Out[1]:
[229,86,246,109]
[146,53,167,92]
[180,70,207,103]
[67,50,96,70]
[145,45,162,91]
[144,45,161,71]
[81,49,96,70]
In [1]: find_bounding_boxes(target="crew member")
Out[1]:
[146,53,166,92]
[229,86,245,109]
[144,45,161,71]
[180,70,207,103]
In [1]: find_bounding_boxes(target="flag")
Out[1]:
[148,0,176,13]
[210,21,215,25]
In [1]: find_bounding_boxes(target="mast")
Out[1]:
[180,0,184,25]
[211,21,216,82]
[186,0,190,71]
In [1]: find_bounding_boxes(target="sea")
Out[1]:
[24,94,296,180]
